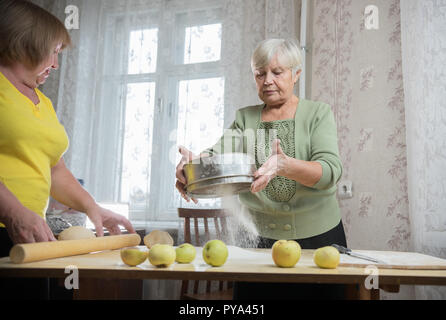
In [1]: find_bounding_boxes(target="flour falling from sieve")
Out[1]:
[222,196,259,248]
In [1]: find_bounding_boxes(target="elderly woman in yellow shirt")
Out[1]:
[0,0,135,251]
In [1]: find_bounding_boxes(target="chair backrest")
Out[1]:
[177,208,233,299]
[178,208,231,246]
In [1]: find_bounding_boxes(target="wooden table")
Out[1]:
[1,246,446,300]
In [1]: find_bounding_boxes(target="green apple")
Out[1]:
[202,239,228,267]
[148,244,176,267]
[120,247,148,266]
[272,240,301,268]
[175,243,196,263]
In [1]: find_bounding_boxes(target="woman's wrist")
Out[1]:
[278,154,294,178]
[84,201,99,215]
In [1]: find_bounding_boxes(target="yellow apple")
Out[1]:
[202,239,228,267]
[272,240,301,268]
[120,247,148,266]
[148,244,176,267]
[175,243,196,263]
[313,246,340,269]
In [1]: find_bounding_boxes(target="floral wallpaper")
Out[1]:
[309,0,413,299]
[310,0,410,249]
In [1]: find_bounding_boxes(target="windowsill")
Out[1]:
[88,221,181,238]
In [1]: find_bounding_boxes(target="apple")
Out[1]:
[120,247,148,266]
[202,239,228,267]
[272,240,301,268]
[175,243,196,263]
[148,244,176,267]
[313,246,340,269]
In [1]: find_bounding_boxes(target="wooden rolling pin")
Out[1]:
[9,233,141,264]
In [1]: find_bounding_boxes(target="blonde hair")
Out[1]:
[0,0,72,69]
[251,39,302,74]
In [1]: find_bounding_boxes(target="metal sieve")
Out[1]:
[184,153,256,199]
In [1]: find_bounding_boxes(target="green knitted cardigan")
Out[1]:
[204,99,343,240]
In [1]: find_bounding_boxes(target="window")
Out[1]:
[177,78,224,157]
[128,29,158,74]
[184,23,222,64]
[97,2,225,222]
[120,82,156,207]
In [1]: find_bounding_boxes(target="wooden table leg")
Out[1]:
[371,287,380,300]
[358,283,380,300]
[346,283,380,300]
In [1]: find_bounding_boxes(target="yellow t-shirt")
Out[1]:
[0,71,69,227]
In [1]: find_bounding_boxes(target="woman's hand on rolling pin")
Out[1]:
[251,139,290,193]
[87,205,135,237]
[175,146,199,204]
[5,207,56,244]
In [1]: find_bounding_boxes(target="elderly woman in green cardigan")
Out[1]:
[176,39,347,299]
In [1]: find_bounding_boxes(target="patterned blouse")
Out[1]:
[255,119,296,202]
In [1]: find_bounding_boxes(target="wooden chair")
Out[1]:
[178,208,234,300]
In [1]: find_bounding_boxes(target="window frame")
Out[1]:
[95,1,225,223]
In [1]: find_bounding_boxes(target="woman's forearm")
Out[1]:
[51,159,135,236]
[50,159,97,213]
[252,140,324,193]
[281,156,323,188]
[0,181,57,243]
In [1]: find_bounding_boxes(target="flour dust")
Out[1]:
[222,196,259,248]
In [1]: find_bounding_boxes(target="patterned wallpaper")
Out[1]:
[309,0,413,299]
[310,0,410,251]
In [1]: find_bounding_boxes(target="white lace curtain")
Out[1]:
[400,0,446,300]
[41,0,299,224]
